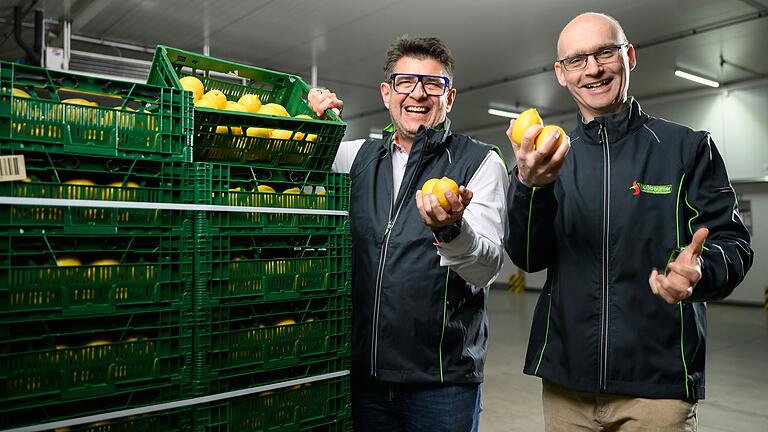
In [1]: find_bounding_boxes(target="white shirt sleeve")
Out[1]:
[435,150,509,287]
[331,139,367,174]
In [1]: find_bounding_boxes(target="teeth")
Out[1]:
[405,107,428,113]
[585,80,610,89]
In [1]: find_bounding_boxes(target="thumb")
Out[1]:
[687,227,708,258]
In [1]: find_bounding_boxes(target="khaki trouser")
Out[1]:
[542,380,698,432]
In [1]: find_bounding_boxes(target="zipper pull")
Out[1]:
[383,221,394,236]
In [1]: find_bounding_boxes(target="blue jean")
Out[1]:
[352,379,482,432]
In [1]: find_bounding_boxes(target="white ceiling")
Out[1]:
[2,0,768,150]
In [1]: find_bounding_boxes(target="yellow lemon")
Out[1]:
[533,125,565,153]
[91,259,119,266]
[271,129,293,140]
[63,179,96,200]
[421,177,460,211]
[12,88,30,98]
[201,90,227,109]
[56,256,82,267]
[64,179,95,186]
[294,114,313,140]
[216,125,243,135]
[283,187,301,194]
[62,98,94,123]
[226,101,248,112]
[257,185,276,193]
[62,98,92,106]
[421,178,439,195]
[510,108,543,145]
[257,103,289,117]
[179,75,205,102]
[195,98,218,109]
[316,189,327,209]
[246,127,272,138]
[107,181,139,200]
[238,94,262,113]
[113,106,135,128]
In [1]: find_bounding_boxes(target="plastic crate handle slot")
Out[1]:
[103,81,160,100]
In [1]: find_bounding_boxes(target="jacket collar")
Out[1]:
[577,97,648,144]
[380,118,452,155]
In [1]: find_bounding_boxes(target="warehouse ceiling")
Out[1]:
[2,0,768,151]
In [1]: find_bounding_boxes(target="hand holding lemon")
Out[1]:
[506,107,571,187]
[416,177,471,233]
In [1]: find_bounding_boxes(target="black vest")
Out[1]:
[349,122,494,384]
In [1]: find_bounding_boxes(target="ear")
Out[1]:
[626,44,637,72]
[444,87,457,113]
[554,62,567,87]
[380,82,391,109]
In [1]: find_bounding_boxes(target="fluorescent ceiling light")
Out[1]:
[488,108,520,119]
[674,70,720,88]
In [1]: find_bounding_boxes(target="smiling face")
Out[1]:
[380,56,456,148]
[554,13,636,122]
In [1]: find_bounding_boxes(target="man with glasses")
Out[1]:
[504,12,752,431]
[308,35,508,431]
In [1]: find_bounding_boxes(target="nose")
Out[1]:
[408,81,428,99]
[584,55,603,75]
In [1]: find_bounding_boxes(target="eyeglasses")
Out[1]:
[557,43,628,71]
[388,73,451,96]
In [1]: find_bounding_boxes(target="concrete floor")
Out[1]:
[480,290,768,432]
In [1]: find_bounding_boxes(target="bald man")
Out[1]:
[504,12,752,431]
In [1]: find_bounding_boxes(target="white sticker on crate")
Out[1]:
[0,155,26,182]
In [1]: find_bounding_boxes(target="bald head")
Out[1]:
[553,12,635,121]
[557,13,627,59]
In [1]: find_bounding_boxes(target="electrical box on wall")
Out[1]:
[45,46,65,70]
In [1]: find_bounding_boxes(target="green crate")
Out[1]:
[0,308,192,408]
[195,162,350,232]
[0,61,193,162]
[0,225,193,317]
[40,408,192,432]
[0,149,194,234]
[147,45,345,169]
[1,387,192,430]
[204,295,350,390]
[208,233,351,303]
[205,375,350,432]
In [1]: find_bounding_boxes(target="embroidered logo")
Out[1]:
[629,180,672,196]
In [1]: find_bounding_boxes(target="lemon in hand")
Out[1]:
[421,177,460,211]
[510,108,543,145]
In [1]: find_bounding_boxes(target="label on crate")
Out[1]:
[0,155,26,182]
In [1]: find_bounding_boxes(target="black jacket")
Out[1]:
[349,121,494,384]
[505,99,752,399]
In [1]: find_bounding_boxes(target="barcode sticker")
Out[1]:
[0,155,27,182]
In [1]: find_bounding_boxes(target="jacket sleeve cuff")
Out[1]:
[435,221,475,258]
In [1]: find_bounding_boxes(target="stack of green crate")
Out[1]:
[0,61,196,431]
[147,47,352,432]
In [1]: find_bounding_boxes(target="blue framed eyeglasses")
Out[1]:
[388,73,451,96]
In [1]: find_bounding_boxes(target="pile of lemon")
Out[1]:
[180,76,317,142]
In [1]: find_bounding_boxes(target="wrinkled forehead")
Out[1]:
[392,56,450,78]
[557,16,624,58]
